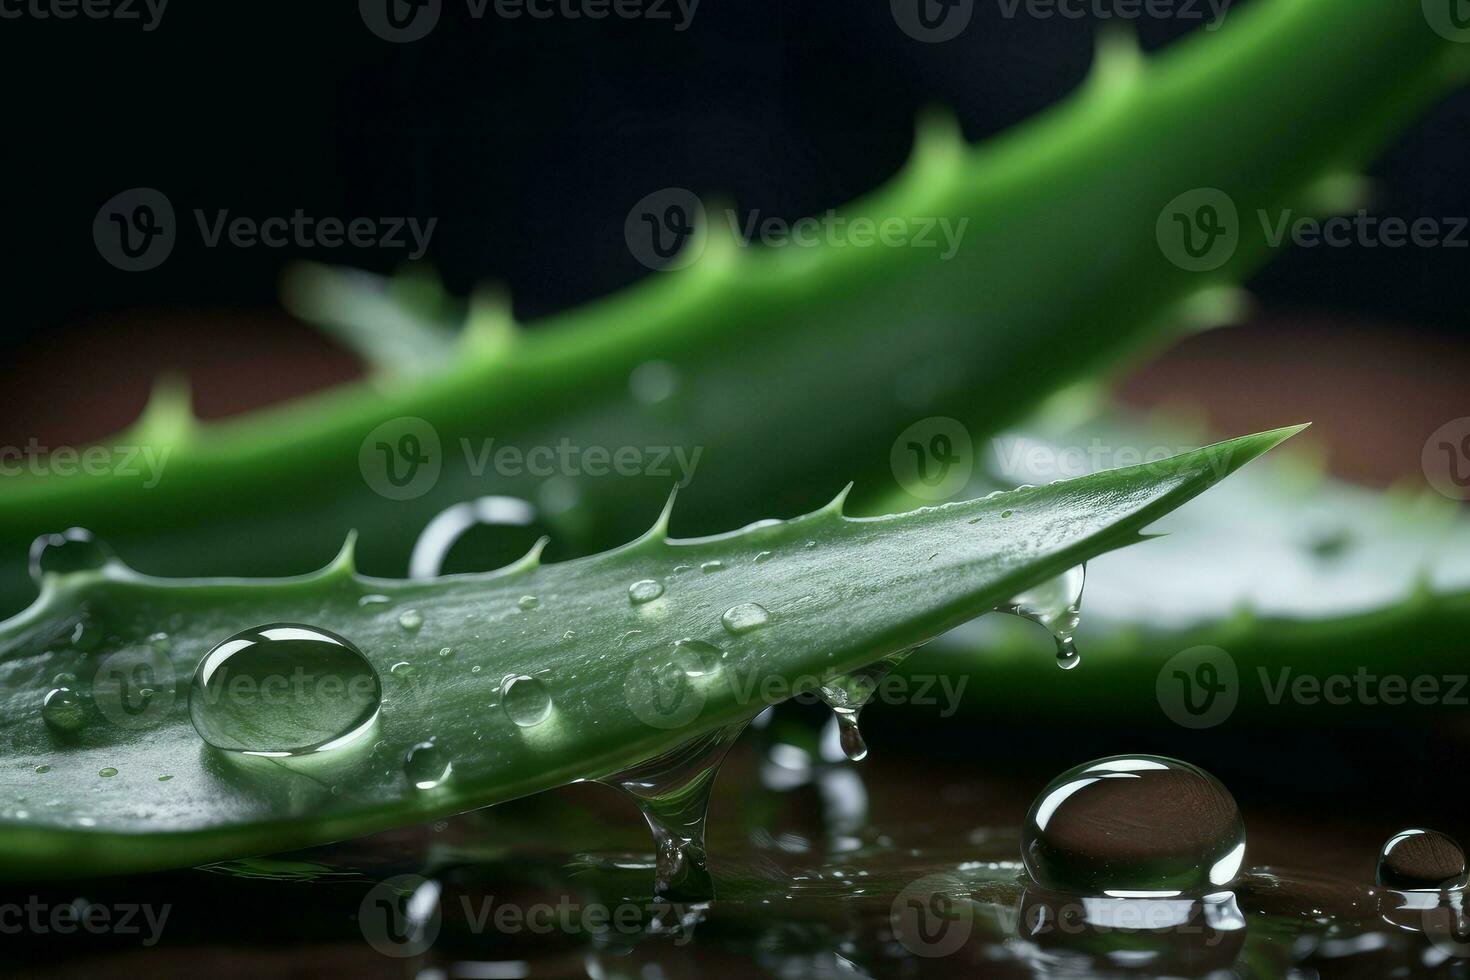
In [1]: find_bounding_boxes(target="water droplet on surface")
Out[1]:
[1023,755,1245,896]
[51,672,77,688]
[398,609,423,632]
[358,594,391,608]
[404,741,453,790]
[500,674,552,728]
[722,602,770,634]
[29,528,114,584]
[998,563,1086,669]
[700,560,724,574]
[1377,829,1467,890]
[157,774,173,782]
[390,661,416,678]
[817,651,915,762]
[188,623,382,757]
[754,551,773,564]
[517,595,539,611]
[629,579,665,604]
[599,721,747,902]
[41,688,85,733]
[98,767,117,778]
[34,765,51,774]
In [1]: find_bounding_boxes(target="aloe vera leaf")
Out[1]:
[911,412,1470,722]
[0,430,1294,879]
[0,2,1457,614]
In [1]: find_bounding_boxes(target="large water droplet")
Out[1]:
[998,563,1085,669]
[41,687,85,733]
[500,674,552,727]
[721,602,770,634]
[629,579,665,604]
[29,528,114,584]
[398,609,424,632]
[404,741,453,790]
[1377,829,1467,890]
[1023,755,1245,896]
[188,624,382,757]
[817,650,915,762]
[599,721,747,902]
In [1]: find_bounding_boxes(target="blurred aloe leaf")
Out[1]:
[913,410,1470,723]
[0,430,1292,878]
[0,0,1462,616]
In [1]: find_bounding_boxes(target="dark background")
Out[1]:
[5,0,1470,348]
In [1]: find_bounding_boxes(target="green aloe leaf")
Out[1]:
[0,429,1294,879]
[913,411,1470,723]
[0,0,1459,613]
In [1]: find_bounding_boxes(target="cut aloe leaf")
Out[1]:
[915,412,1470,723]
[0,0,1459,613]
[0,429,1294,879]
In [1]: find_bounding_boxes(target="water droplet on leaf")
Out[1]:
[398,609,423,632]
[722,602,770,634]
[629,579,665,604]
[517,595,539,611]
[404,741,453,790]
[188,623,382,756]
[500,674,552,728]
[98,767,117,778]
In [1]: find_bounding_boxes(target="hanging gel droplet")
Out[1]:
[599,722,748,902]
[1377,829,1467,890]
[29,528,114,584]
[817,650,916,762]
[188,624,382,757]
[1023,755,1245,896]
[998,563,1085,669]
